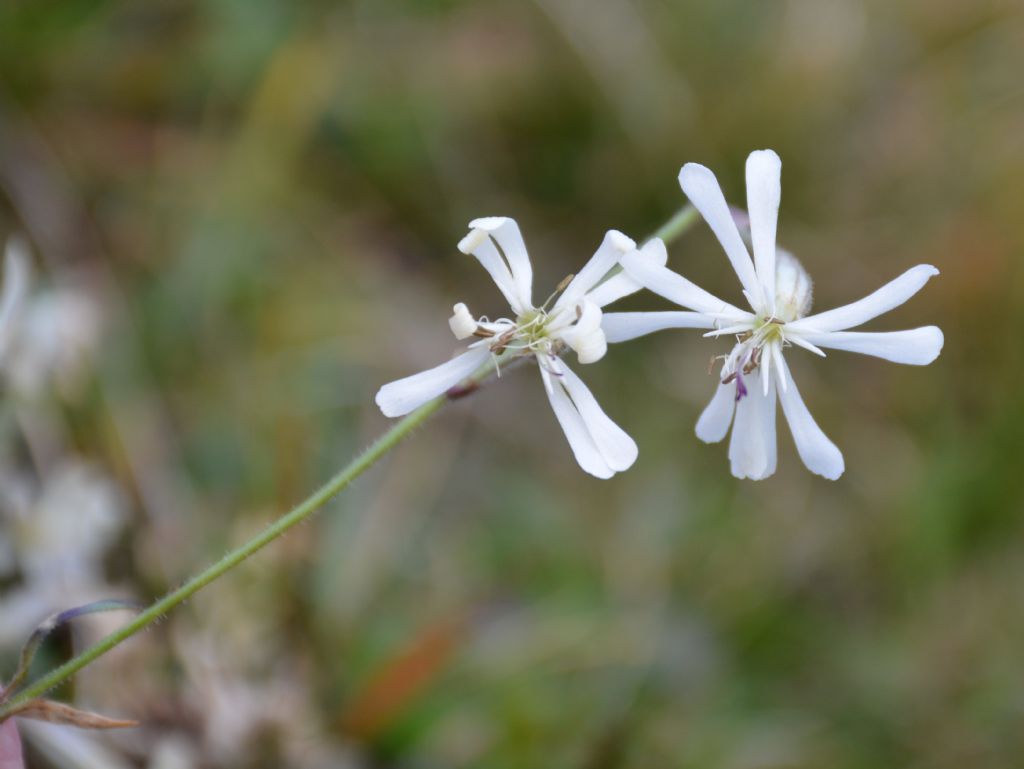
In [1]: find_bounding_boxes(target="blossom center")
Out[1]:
[512,308,558,354]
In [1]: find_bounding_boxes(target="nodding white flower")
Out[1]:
[606,150,943,480]
[375,217,661,478]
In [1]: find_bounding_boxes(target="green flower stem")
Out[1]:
[649,203,698,245]
[0,204,701,718]
[0,359,501,718]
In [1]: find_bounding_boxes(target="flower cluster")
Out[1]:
[376,151,942,480]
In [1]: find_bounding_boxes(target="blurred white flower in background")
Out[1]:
[376,217,662,478]
[0,237,120,645]
[5,288,102,400]
[606,150,943,480]
[0,462,128,647]
[0,236,102,404]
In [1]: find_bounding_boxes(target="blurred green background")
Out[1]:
[0,1,1022,767]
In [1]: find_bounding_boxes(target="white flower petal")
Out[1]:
[787,265,939,334]
[573,329,607,365]
[467,217,533,310]
[448,302,477,340]
[555,230,636,312]
[556,299,607,364]
[573,298,604,335]
[586,238,668,308]
[795,326,944,365]
[786,333,827,357]
[678,162,764,311]
[703,323,755,338]
[557,362,638,472]
[542,365,614,479]
[771,342,788,392]
[375,347,490,417]
[695,380,736,444]
[727,370,777,480]
[745,150,781,313]
[775,356,844,480]
[619,250,751,319]
[602,311,716,343]
[457,228,523,314]
[0,238,31,362]
[774,250,813,322]
[761,340,773,396]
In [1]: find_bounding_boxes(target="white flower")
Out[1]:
[0,462,126,647]
[375,217,660,478]
[6,288,102,399]
[606,150,943,480]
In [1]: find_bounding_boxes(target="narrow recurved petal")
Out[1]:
[466,217,533,310]
[555,230,636,312]
[794,327,944,365]
[787,265,939,334]
[727,370,777,480]
[695,380,737,444]
[557,363,638,472]
[375,347,490,417]
[542,366,614,479]
[586,238,669,308]
[457,227,523,314]
[602,311,716,343]
[562,300,607,364]
[775,356,844,479]
[745,150,781,314]
[678,162,763,311]
[619,250,751,319]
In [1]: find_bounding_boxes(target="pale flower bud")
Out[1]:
[448,302,477,340]
[774,249,812,321]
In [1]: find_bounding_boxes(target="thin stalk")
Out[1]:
[0,359,501,717]
[649,204,698,245]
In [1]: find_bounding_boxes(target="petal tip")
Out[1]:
[607,230,636,253]
[457,228,488,254]
[640,238,668,266]
[467,216,510,231]
[606,439,639,473]
[373,389,404,418]
[678,162,713,187]
[814,452,845,480]
[747,148,782,168]
[921,325,944,363]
